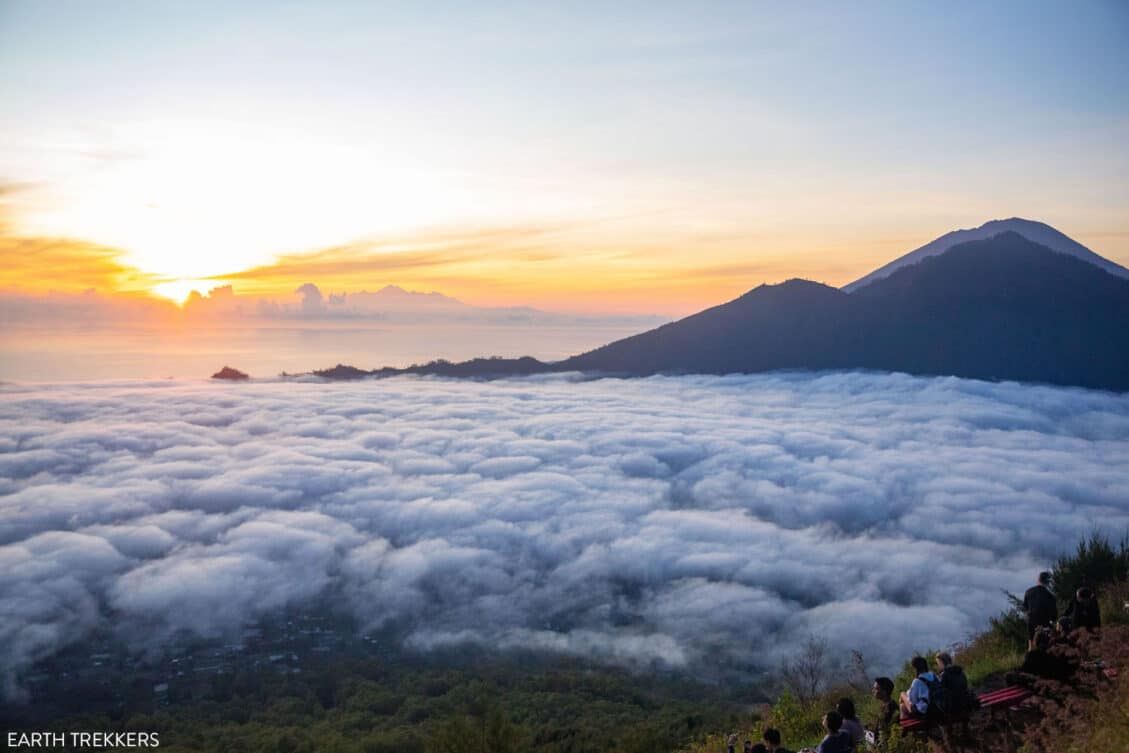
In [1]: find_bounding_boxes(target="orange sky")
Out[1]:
[4,206,1129,317]
[4,4,1129,317]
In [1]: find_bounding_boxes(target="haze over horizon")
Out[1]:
[3,1,1129,319]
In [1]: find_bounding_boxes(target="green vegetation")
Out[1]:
[955,593,1028,688]
[19,655,745,753]
[1053,532,1129,625]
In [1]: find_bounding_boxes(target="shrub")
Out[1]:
[1052,532,1129,606]
[766,690,821,749]
[956,595,1028,687]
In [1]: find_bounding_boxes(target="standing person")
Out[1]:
[762,727,792,753]
[836,698,864,747]
[1023,572,1058,639]
[727,733,739,753]
[899,657,938,719]
[1064,587,1101,631]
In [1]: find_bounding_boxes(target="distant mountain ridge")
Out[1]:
[310,283,666,326]
[309,222,1129,391]
[346,285,469,311]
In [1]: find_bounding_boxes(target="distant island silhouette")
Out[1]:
[211,366,250,381]
[300,222,1129,392]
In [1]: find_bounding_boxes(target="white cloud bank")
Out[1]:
[1,372,1127,696]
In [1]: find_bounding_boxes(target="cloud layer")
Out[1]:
[2,372,1127,696]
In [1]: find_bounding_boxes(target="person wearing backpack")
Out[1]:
[899,656,940,720]
[935,652,976,716]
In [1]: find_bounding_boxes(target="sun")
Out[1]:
[151,279,211,305]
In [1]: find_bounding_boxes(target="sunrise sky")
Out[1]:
[2,1,1128,316]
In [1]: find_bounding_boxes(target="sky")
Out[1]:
[1,1,1128,315]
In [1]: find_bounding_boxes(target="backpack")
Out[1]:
[922,674,945,719]
[939,666,971,715]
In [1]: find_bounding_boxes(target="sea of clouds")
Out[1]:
[2,372,1128,697]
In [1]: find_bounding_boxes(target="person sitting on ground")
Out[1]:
[869,677,899,740]
[1023,571,1058,640]
[762,727,792,753]
[1065,587,1101,631]
[935,651,974,716]
[1010,627,1076,685]
[814,710,852,753]
[1055,615,1074,639]
[836,698,864,747]
[899,656,938,719]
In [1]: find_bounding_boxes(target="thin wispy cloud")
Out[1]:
[216,225,565,289]
[0,230,156,296]
[209,219,731,309]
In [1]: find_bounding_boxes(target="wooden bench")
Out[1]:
[898,685,1034,733]
[978,685,1034,708]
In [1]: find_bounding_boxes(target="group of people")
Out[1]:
[723,657,967,753]
[1022,571,1102,639]
[724,695,894,753]
[896,652,974,722]
[724,571,1104,753]
[1012,571,1103,686]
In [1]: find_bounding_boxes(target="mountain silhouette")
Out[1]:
[312,224,1129,391]
[560,231,1129,389]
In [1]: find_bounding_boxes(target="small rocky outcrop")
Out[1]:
[211,366,250,381]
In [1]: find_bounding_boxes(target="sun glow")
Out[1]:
[151,279,214,304]
[14,119,494,290]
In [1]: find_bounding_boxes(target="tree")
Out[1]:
[1052,532,1129,604]
[780,635,831,705]
[427,701,527,753]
